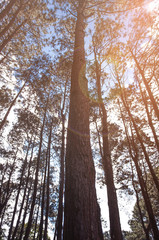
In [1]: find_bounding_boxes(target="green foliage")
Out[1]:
[127,168,159,240]
[0,0,159,239]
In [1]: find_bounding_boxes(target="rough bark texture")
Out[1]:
[63,1,103,239]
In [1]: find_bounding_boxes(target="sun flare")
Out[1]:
[146,0,159,12]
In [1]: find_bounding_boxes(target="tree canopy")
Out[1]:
[0,0,159,239]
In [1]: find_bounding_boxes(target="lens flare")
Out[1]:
[146,0,159,12]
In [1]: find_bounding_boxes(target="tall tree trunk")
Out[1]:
[0,81,26,131]
[0,149,18,216]
[133,153,159,239]
[63,1,103,239]
[136,76,159,152]
[56,114,65,240]
[0,50,11,64]
[94,49,122,240]
[23,95,49,240]
[130,49,159,121]
[56,80,67,240]
[119,102,159,240]
[33,188,42,240]
[0,161,9,218]
[44,120,52,240]
[11,141,35,240]
[38,154,48,240]
[130,159,151,240]
[0,0,17,20]
[117,80,159,193]
[0,19,27,53]
[135,185,151,240]
[19,174,34,240]
[0,3,23,39]
[8,140,30,240]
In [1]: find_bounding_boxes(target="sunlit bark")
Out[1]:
[63,1,103,239]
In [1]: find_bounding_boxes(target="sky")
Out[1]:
[1,0,159,237]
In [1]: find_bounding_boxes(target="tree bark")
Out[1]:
[94,48,122,240]
[18,179,33,240]
[0,81,26,131]
[117,80,159,193]
[119,102,159,240]
[33,178,43,240]
[44,120,52,240]
[0,3,23,39]
[130,49,159,121]
[8,141,30,240]
[63,1,103,239]
[137,77,159,152]
[56,114,65,240]
[56,80,67,240]
[38,153,48,240]
[0,0,17,21]
[0,20,27,53]
[11,141,35,240]
[23,95,49,240]
[135,187,151,240]
[0,149,18,216]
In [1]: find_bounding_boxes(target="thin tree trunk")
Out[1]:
[119,102,159,240]
[38,155,48,240]
[117,80,159,193]
[24,95,49,240]
[0,3,23,39]
[8,141,31,240]
[0,149,18,216]
[44,120,52,240]
[0,50,11,64]
[95,120,103,159]
[94,47,122,240]
[56,114,65,240]
[137,77,159,152]
[130,49,159,120]
[135,187,151,240]
[33,179,43,240]
[18,179,33,240]
[11,141,35,240]
[0,161,9,221]
[63,1,103,239]
[0,81,26,131]
[0,20,27,53]
[130,159,151,240]
[0,0,16,20]
[133,154,159,239]
[56,80,67,240]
